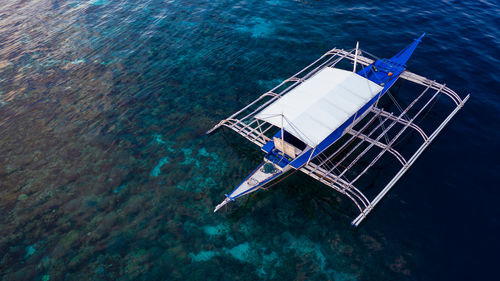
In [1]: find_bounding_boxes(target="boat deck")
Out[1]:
[227,162,283,200]
[265,149,293,169]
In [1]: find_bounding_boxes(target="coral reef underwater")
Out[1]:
[0,0,499,280]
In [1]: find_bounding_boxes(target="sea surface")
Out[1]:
[0,0,499,280]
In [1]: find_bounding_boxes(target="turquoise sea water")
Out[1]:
[0,0,499,280]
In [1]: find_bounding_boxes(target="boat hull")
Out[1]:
[213,161,287,212]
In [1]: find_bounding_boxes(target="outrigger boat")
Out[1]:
[207,34,469,226]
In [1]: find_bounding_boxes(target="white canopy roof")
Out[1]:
[255,67,383,147]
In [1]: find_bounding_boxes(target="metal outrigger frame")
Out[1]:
[207,47,469,226]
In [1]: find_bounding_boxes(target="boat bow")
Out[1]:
[214,197,231,212]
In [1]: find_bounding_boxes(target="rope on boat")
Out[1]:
[388,90,410,121]
[390,86,441,148]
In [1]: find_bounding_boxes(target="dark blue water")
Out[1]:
[0,0,499,280]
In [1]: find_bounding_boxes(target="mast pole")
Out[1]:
[353,41,359,72]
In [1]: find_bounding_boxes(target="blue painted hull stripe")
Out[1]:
[226,162,265,199]
[229,171,284,199]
